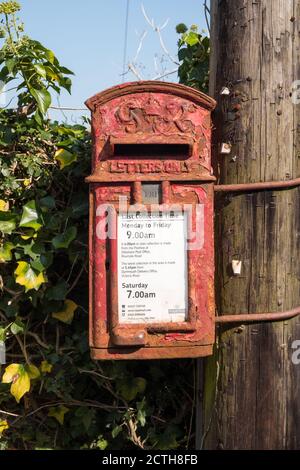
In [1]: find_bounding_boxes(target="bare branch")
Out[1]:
[152,68,178,81]
[133,30,148,62]
[141,4,179,66]
[26,331,49,350]
[156,27,179,65]
[128,63,144,80]
[159,18,169,31]
[141,3,154,28]
[0,409,20,417]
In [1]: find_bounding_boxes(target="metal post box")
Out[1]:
[85,81,216,360]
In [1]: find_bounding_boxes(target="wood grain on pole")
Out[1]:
[202,0,300,449]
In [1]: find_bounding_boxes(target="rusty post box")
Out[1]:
[85,81,216,360]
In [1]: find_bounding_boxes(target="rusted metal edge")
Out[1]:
[85,174,217,183]
[216,306,300,324]
[85,81,217,112]
[214,177,300,192]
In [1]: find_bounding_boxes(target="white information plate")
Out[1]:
[117,212,188,324]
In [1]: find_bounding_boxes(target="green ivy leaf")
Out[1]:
[0,242,14,262]
[48,405,69,425]
[19,240,44,259]
[117,377,147,402]
[45,49,55,64]
[52,226,77,249]
[71,193,88,218]
[30,87,51,115]
[153,425,181,450]
[14,261,46,291]
[34,64,47,78]
[111,425,123,439]
[54,148,77,169]
[59,66,74,75]
[5,58,16,73]
[40,196,56,210]
[31,252,53,272]
[10,318,25,335]
[0,212,17,234]
[25,364,40,379]
[46,281,68,301]
[19,200,42,231]
[0,328,6,342]
[136,399,147,427]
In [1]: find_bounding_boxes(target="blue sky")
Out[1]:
[18,0,207,121]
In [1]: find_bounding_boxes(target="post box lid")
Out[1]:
[85,80,216,113]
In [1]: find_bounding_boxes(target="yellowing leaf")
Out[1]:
[55,149,77,169]
[48,405,69,425]
[11,372,30,403]
[52,299,78,324]
[25,364,40,379]
[0,200,9,211]
[2,363,30,403]
[15,261,46,291]
[21,229,38,240]
[41,360,53,374]
[0,420,9,436]
[23,179,31,187]
[2,363,20,383]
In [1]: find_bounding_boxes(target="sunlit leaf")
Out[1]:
[19,200,42,231]
[40,360,53,374]
[20,229,37,240]
[0,420,9,436]
[14,261,46,291]
[23,179,31,187]
[54,148,77,169]
[52,299,78,324]
[185,31,199,47]
[2,364,30,403]
[48,405,69,425]
[45,49,55,64]
[34,64,47,78]
[0,200,9,211]
[10,318,25,335]
[30,87,51,115]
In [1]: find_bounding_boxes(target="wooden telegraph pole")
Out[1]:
[202,0,300,449]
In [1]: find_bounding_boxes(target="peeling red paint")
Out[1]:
[86,81,216,360]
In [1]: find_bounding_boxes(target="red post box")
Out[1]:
[85,81,216,360]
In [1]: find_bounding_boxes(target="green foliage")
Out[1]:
[0,2,196,450]
[177,23,210,93]
[0,1,73,124]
